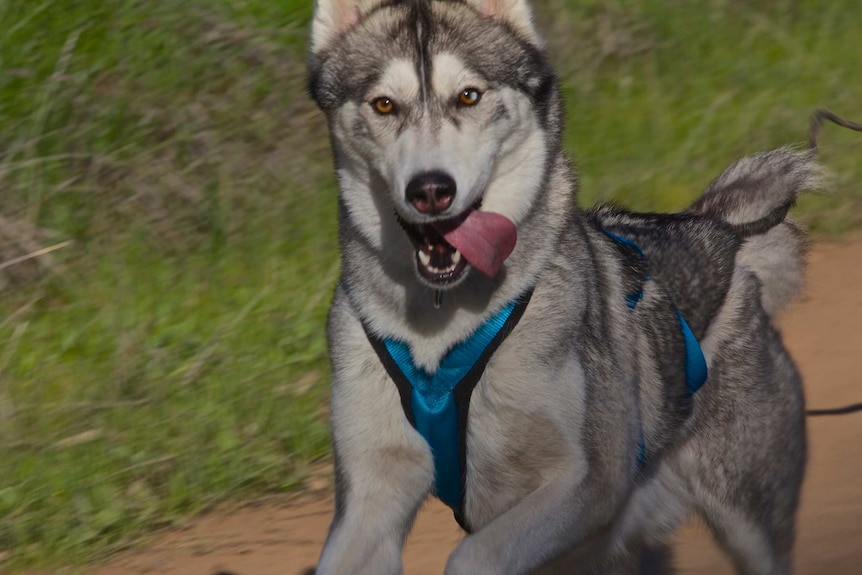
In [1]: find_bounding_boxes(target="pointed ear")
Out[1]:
[311,0,386,53]
[464,0,543,47]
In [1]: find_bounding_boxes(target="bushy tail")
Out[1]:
[688,147,822,234]
[687,147,823,317]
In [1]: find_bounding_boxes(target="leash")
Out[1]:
[804,110,862,418]
[730,109,862,239]
[807,403,862,417]
[808,109,862,150]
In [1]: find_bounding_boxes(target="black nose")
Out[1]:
[405,171,456,215]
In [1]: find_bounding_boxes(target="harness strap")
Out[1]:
[364,289,533,530]
[602,229,709,467]
[677,310,708,395]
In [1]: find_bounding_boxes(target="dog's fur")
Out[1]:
[308,1,813,573]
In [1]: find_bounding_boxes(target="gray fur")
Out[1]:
[688,148,821,226]
[308,1,814,573]
[688,148,819,316]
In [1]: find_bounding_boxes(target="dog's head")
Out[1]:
[309,0,561,289]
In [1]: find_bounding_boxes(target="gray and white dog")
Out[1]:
[307,0,814,573]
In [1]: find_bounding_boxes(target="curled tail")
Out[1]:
[688,111,862,317]
[687,147,822,318]
[688,146,822,235]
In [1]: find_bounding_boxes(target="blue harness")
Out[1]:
[364,232,708,530]
[365,290,532,530]
[603,230,707,395]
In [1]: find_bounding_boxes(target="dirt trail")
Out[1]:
[90,238,862,575]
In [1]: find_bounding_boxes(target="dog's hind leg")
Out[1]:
[677,266,805,575]
[683,420,802,574]
[697,504,793,575]
[683,434,800,575]
[684,295,804,573]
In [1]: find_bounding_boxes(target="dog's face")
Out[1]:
[309,0,560,288]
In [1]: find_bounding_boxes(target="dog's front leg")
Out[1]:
[316,298,435,575]
[315,443,432,575]
[314,395,434,575]
[445,469,631,575]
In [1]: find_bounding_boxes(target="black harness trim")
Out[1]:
[363,288,534,532]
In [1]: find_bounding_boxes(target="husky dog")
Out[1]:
[307,1,813,573]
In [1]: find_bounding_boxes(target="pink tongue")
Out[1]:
[433,211,517,278]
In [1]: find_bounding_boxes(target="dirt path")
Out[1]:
[90,238,862,575]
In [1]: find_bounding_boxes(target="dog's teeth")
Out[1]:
[418,250,431,267]
[452,250,461,264]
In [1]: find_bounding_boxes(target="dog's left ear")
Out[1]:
[310,0,386,53]
[464,0,543,47]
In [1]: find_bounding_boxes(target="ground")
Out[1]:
[65,236,862,574]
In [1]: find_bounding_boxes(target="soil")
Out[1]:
[73,238,862,574]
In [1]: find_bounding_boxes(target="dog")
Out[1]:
[306,1,815,573]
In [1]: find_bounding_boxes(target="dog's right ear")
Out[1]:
[462,0,543,47]
[310,0,385,53]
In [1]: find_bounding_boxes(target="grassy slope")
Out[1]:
[550,0,862,225]
[0,0,860,569]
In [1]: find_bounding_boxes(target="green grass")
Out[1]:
[549,0,862,227]
[0,0,860,570]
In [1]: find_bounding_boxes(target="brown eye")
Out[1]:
[372,97,395,115]
[458,88,482,107]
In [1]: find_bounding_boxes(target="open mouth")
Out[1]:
[399,217,470,285]
[396,206,518,287]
